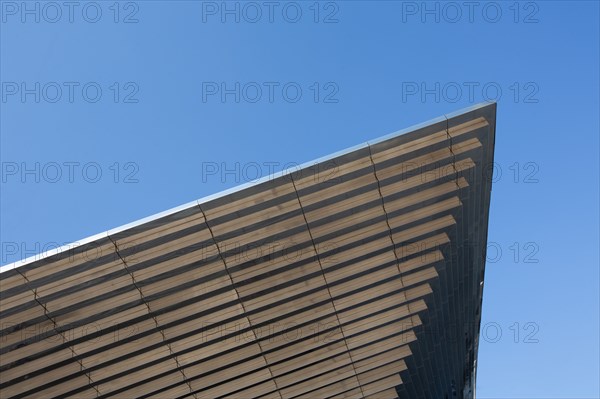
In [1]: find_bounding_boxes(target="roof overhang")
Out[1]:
[0,102,496,398]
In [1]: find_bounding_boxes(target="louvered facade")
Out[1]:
[0,102,496,399]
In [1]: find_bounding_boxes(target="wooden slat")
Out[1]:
[0,106,495,399]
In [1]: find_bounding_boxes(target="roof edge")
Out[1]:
[0,102,496,274]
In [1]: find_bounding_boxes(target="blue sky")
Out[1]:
[1,1,599,397]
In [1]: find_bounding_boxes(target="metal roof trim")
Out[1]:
[0,102,495,275]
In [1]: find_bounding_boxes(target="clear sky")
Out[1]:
[1,1,598,397]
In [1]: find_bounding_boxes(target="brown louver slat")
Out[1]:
[0,102,496,399]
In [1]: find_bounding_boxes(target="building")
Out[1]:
[0,102,496,398]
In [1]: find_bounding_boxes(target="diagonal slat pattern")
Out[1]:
[0,103,496,399]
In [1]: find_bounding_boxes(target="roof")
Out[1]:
[0,102,496,398]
